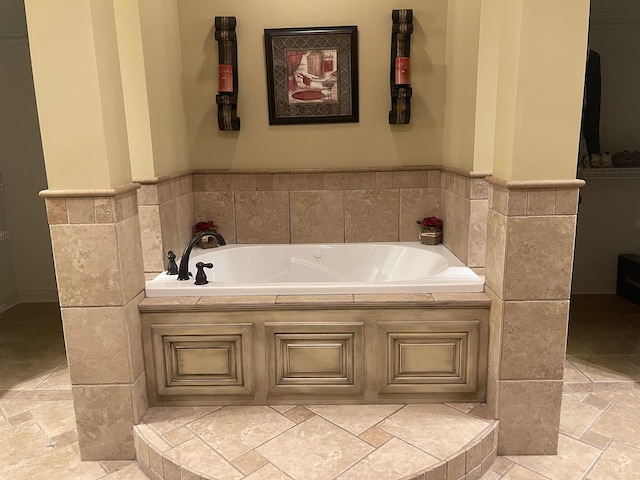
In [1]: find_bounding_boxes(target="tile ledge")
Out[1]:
[138,293,490,312]
[485,177,585,189]
[39,183,141,198]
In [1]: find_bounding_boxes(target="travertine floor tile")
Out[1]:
[500,464,548,479]
[0,422,54,470]
[337,438,439,480]
[244,463,293,480]
[558,396,602,439]
[590,404,640,448]
[162,425,195,447]
[30,400,76,437]
[506,434,600,480]
[257,415,373,480]
[358,426,393,448]
[164,436,243,480]
[100,460,135,473]
[563,359,590,383]
[571,334,640,355]
[283,406,315,424]
[444,402,481,414]
[232,450,269,476]
[101,464,150,479]
[189,406,296,460]
[580,430,610,450]
[0,442,105,480]
[566,339,589,356]
[0,400,48,418]
[378,404,490,459]
[307,404,402,435]
[141,406,218,435]
[568,355,640,382]
[0,362,62,390]
[589,390,640,411]
[587,440,640,479]
[35,364,71,391]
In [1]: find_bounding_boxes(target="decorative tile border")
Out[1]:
[192,170,441,192]
[488,184,581,217]
[40,184,140,225]
[137,172,193,206]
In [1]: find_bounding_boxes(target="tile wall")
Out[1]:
[136,169,491,278]
[137,175,194,278]
[43,186,149,460]
[484,181,581,455]
[440,170,489,268]
[190,169,442,247]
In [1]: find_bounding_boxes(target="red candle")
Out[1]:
[395,57,410,85]
[218,64,233,92]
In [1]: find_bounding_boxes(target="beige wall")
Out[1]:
[472,0,501,174]
[116,0,190,181]
[178,0,447,170]
[442,0,481,172]
[493,0,590,181]
[25,0,132,190]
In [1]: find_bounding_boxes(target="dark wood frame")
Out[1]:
[264,26,359,125]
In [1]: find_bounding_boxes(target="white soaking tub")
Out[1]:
[145,242,483,297]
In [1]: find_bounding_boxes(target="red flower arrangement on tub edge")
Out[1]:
[416,216,443,245]
[194,220,218,248]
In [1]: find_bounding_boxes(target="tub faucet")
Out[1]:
[177,230,226,281]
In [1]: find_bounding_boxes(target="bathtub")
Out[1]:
[145,242,483,297]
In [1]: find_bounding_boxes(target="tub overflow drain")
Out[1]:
[313,249,322,258]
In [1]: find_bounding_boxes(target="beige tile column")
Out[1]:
[25,0,152,459]
[478,0,590,455]
[42,187,148,460]
[485,179,583,454]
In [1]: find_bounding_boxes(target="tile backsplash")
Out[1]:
[192,170,442,245]
[137,168,490,274]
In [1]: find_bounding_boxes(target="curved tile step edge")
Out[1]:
[133,420,499,480]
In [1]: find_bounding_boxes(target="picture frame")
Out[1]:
[264,26,359,125]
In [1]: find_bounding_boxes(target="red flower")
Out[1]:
[417,216,443,228]
[195,220,216,232]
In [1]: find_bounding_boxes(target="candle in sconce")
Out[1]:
[395,57,410,86]
[218,64,233,93]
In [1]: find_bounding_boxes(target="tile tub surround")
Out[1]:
[136,167,490,277]
[190,168,442,245]
[41,185,149,460]
[484,177,584,456]
[136,173,194,276]
[440,169,490,268]
[134,403,498,480]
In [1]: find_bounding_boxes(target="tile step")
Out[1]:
[134,404,498,480]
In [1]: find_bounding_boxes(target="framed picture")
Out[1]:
[264,26,359,125]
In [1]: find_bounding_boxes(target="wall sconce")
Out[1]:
[215,16,240,131]
[389,9,413,125]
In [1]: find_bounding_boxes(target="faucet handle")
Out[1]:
[166,251,179,275]
[195,262,213,285]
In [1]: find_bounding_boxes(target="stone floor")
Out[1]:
[1,294,640,479]
[135,403,496,480]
